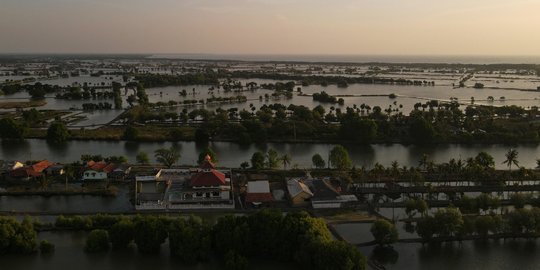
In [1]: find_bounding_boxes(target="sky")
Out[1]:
[1,0,539,55]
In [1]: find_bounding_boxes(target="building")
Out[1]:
[286,178,314,206]
[166,155,233,209]
[306,178,358,209]
[245,180,273,205]
[135,155,234,210]
[0,161,24,174]
[135,175,167,209]
[44,165,65,176]
[82,161,117,181]
[109,164,132,180]
[8,160,54,181]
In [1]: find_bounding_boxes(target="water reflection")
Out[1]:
[46,141,70,157]
[123,141,140,155]
[372,246,399,265]
[1,139,31,158]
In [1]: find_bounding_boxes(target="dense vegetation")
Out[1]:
[0,217,38,254]
[115,99,540,145]
[414,206,540,242]
[51,211,366,270]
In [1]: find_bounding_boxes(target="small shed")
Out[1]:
[245,180,273,203]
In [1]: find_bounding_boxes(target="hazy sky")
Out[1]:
[1,0,539,55]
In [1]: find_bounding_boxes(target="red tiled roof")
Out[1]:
[191,170,226,186]
[88,162,107,171]
[32,160,53,173]
[245,193,273,203]
[85,162,117,173]
[102,163,118,174]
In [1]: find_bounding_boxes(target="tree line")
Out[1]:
[56,210,366,270]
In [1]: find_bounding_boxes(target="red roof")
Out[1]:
[102,163,118,174]
[86,162,117,173]
[201,155,216,170]
[191,170,226,186]
[32,160,53,173]
[245,193,273,203]
[88,162,107,171]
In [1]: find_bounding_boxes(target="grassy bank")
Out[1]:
[0,99,47,109]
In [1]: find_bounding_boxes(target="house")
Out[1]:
[82,161,117,181]
[44,165,65,176]
[287,178,314,206]
[109,164,132,180]
[306,178,358,209]
[135,155,234,210]
[166,155,233,209]
[245,180,273,205]
[31,160,54,174]
[9,160,53,181]
[0,161,24,174]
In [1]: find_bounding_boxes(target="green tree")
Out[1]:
[370,219,398,246]
[251,151,266,169]
[502,149,519,170]
[416,216,436,241]
[433,207,464,237]
[85,229,110,253]
[409,116,435,144]
[240,161,250,170]
[136,83,149,106]
[475,215,494,238]
[266,149,280,169]
[224,250,249,270]
[475,152,495,169]
[154,146,181,168]
[329,145,352,170]
[0,117,26,139]
[28,83,46,99]
[112,82,123,109]
[109,218,134,249]
[136,152,150,165]
[46,121,70,144]
[197,147,218,164]
[133,216,167,254]
[312,154,326,169]
[39,240,55,254]
[123,126,139,141]
[195,128,210,144]
[169,216,212,263]
[280,154,292,170]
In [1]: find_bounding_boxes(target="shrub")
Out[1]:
[39,240,55,254]
[85,229,110,253]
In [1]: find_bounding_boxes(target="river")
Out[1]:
[2,139,540,169]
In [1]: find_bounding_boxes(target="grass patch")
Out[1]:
[0,100,46,109]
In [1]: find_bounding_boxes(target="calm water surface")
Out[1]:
[2,139,540,169]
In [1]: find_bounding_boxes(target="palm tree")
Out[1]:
[154,146,181,168]
[418,154,429,171]
[280,154,292,170]
[38,175,53,191]
[502,149,519,171]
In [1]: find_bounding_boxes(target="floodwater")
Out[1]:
[0,231,294,270]
[1,139,540,169]
[2,75,540,126]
